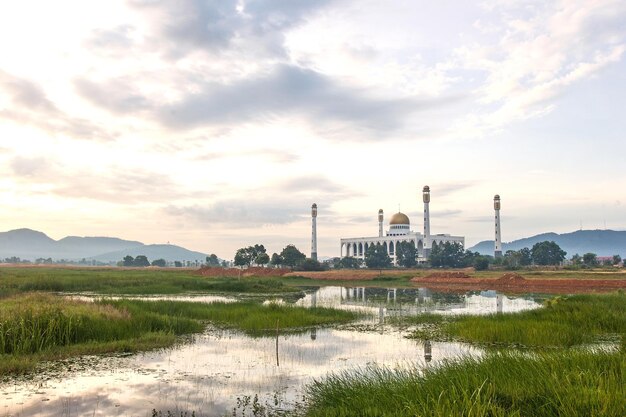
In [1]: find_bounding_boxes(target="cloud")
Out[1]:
[165,199,307,228]
[430,182,477,197]
[51,169,186,204]
[193,149,299,164]
[128,0,336,59]
[450,0,626,137]
[278,175,352,196]
[0,70,114,141]
[165,175,349,227]
[86,25,136,53]
[74,77,151,114]
[6,156,186,204]
[406,209,463,219]
[10,156,50,177]
[154,64,463,135]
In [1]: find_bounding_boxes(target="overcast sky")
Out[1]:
[1,0,625,260]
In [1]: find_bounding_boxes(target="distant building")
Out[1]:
[339,186,464,265]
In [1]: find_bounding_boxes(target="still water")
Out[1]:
[1,287,541,417]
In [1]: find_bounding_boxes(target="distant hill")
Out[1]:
[90,244,208,263]
[0,228,208,263]
[468,230,626,257]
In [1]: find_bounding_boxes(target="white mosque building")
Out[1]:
[338,186,464,265]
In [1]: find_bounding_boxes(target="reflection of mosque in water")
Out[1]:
[301,286,541,317]
[300,287,540,363]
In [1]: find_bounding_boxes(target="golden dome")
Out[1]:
[389,212,410,225]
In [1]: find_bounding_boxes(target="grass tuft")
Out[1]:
[303,351,626,417]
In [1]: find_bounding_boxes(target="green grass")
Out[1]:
[400,292,626,348]
[302,350,626,417]
[0,293,359,375]
[0,267,299,295]
[105,299,359,335]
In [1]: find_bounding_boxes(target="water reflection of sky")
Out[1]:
[295,286,542,317]
[1,328,477,417]
[2,287,538,417]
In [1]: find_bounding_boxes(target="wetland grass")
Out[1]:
[106,299,359,335]
[303,350,626,417]
[0,293,359,375]
[402,292,626,348]
[0,267,299,295]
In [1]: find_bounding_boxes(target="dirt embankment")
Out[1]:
[196,266,292,277]
[283,269,425,280]
[411,272,626,294]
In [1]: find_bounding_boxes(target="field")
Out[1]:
[0,266,301,296]
[0,267,361,375]
[303,350,626,417]
[1,265,624,416]
[300,292,626,416]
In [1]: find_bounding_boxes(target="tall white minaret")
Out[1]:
[311,203,318,261]
[378,209,384,237]
[423,185,431,257]
[494,194,502,258]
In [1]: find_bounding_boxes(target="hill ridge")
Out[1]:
[0,228,208,262]
[468,229,626,257]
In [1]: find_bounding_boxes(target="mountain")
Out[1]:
[0,228,208,263]
[56,236,144,259]
[468,230,626,257]
[90,244,208,263]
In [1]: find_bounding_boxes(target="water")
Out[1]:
[293,286,541,316]
[1,287,541,417]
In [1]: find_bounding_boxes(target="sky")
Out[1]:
[1,0,625,260]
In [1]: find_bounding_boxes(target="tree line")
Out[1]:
[233,244,325,271]
[328,240,624,270]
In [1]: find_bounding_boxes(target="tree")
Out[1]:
[174,261,183,267]
[473,256,490,271]
[134,255,150,267]
[503,248,531,269]
[429,242,465,268]
[338,256,362,269]
[613,255,622,265]
[205,254,220,266]
[280,244,306,268]
[234,245,267,267]
[395,241,417,268]
[300,258,324,271]
[518,248,532,266]
[365,244,392,269]
[151,258,166,267]
[234,249,251,267]
[255,252,270,267]
[571,253,582,266]
[582,253,598,266]
[270,253,283,267]
[122,255,135,267]
[531,241,566,266]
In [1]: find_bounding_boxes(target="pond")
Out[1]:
[1,287,541,417]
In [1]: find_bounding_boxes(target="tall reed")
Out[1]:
[303,351,626,417]
[405,292,626,348]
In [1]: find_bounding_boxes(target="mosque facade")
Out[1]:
[338,186,464,265]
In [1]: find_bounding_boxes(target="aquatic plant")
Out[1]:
[404,292,626,348]
[303,351,626,417]
[0,294,360,375]
[0,267,298,295]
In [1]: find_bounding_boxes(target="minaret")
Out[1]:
[494,195,502,258]
[423,186,431,257]
[311,203,318,261]
[378,209,384,237]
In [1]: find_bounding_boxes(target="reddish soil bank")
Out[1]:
[283,269,425,280]
[411,272,626,294]
[196,266,292,277]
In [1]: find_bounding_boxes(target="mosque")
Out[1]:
[337,186,464,265]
